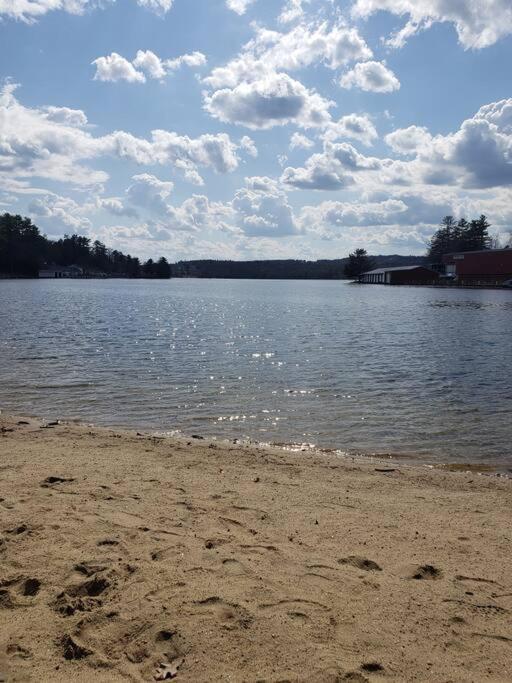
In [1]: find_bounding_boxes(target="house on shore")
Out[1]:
[442,248,512,286]
[39,264,83,279]
[358,265,440,285]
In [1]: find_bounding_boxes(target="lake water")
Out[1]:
[1,278,512,468]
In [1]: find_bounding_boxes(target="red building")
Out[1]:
[442,249,512,286]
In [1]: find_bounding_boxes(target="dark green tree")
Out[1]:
[0,213,45,276]
[428,214,492,259]
[0,212,171,278]
[466,215,492,251]
[344,249,375,279]
[154,257,171,278]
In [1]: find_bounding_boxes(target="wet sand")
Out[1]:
[0,413,511,682]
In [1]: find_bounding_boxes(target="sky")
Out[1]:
[1,0,512,261]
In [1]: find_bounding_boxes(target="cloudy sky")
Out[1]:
[1,0,512,260]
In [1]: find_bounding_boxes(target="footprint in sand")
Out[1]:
[192,596,253,630]
[338,556,382,572]
[410,564,442,580]
[52,569,112,616]
[6,643,32,661]
[65,611,187,679]
[20,578,41,597]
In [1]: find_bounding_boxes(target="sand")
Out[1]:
[0,413,511,682]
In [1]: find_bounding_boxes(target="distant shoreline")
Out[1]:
[2,274,512,289]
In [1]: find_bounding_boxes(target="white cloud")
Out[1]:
[0,0,174,22]
[204,22,372,90]
[93,50,207,83]
[385,125,432,155]
[278,0,308,23]
[99,197,139,218]
[0,83,242,188]
[352,0,512,49]
[340,61,400,93]
[474,99,512,133]
[135,0,173,15]
[43,106,88,127]
[300,198,408,233]
[226,0,256,15]
[232,176,299,236]
[28,192,92,231]
[132,50,167,80]
[92,53,146,84]
[323,113,378,146]
[281,141,382,190]
[204,72,333,130]
[166,51,207,71]
[240,136,258,158]
[126,173,174,215]
[290,132,314,150]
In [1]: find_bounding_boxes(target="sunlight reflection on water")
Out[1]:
[1,278,512,466]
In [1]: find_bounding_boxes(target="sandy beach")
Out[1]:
[0,413,511,682]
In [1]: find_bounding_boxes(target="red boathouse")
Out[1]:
[442,249,512,286]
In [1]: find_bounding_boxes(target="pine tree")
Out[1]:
[344,249,375,278]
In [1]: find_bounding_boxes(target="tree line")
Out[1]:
[0,213,171,278]
[427,215,493,260]
[4,210,501,282]
[343,214,501,279]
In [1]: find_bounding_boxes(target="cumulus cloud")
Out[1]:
[28,192,92,231]
[352,0,512,49]
[98,197,139,218]
[0,83,242,187]
[290,132,314,150]
[134,0,173,15]
[92,53,146,84]
[132,50,167,80]
[93,50,207,83]
[323,114,378,146]
[204,22,372,90]
[0,0,174,21]
[204,72,333,130]
[281,141,382,190]
[385,125,432,154]
[474,99,512,133]
[232,176,299,236]
[340,61,400,93]
[278,0,308,23]
[226,0,256,14]
[126,173,175,214]
[43,106,88,127]
[240,136,258,157]
[300,198,408,233]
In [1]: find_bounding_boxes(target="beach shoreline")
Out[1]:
[0,412,511,682]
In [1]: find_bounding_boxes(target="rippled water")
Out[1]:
[1,278,512,467]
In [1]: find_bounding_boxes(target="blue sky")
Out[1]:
[1,0,512,260]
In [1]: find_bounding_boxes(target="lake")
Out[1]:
[1,278,511,468]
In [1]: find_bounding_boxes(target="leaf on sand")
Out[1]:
[154,657,184,680]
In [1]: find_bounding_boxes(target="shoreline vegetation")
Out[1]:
[0,211,424,280]
[2,211,510,285]
[0,413,511,682]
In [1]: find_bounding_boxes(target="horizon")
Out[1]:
[1,1,512,262]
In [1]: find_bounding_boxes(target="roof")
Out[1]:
[360,265,432,276]
[446,248,512,257]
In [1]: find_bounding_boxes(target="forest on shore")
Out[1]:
[0,211,504,280]
[0,212,426,279]
[0,213,171,278]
